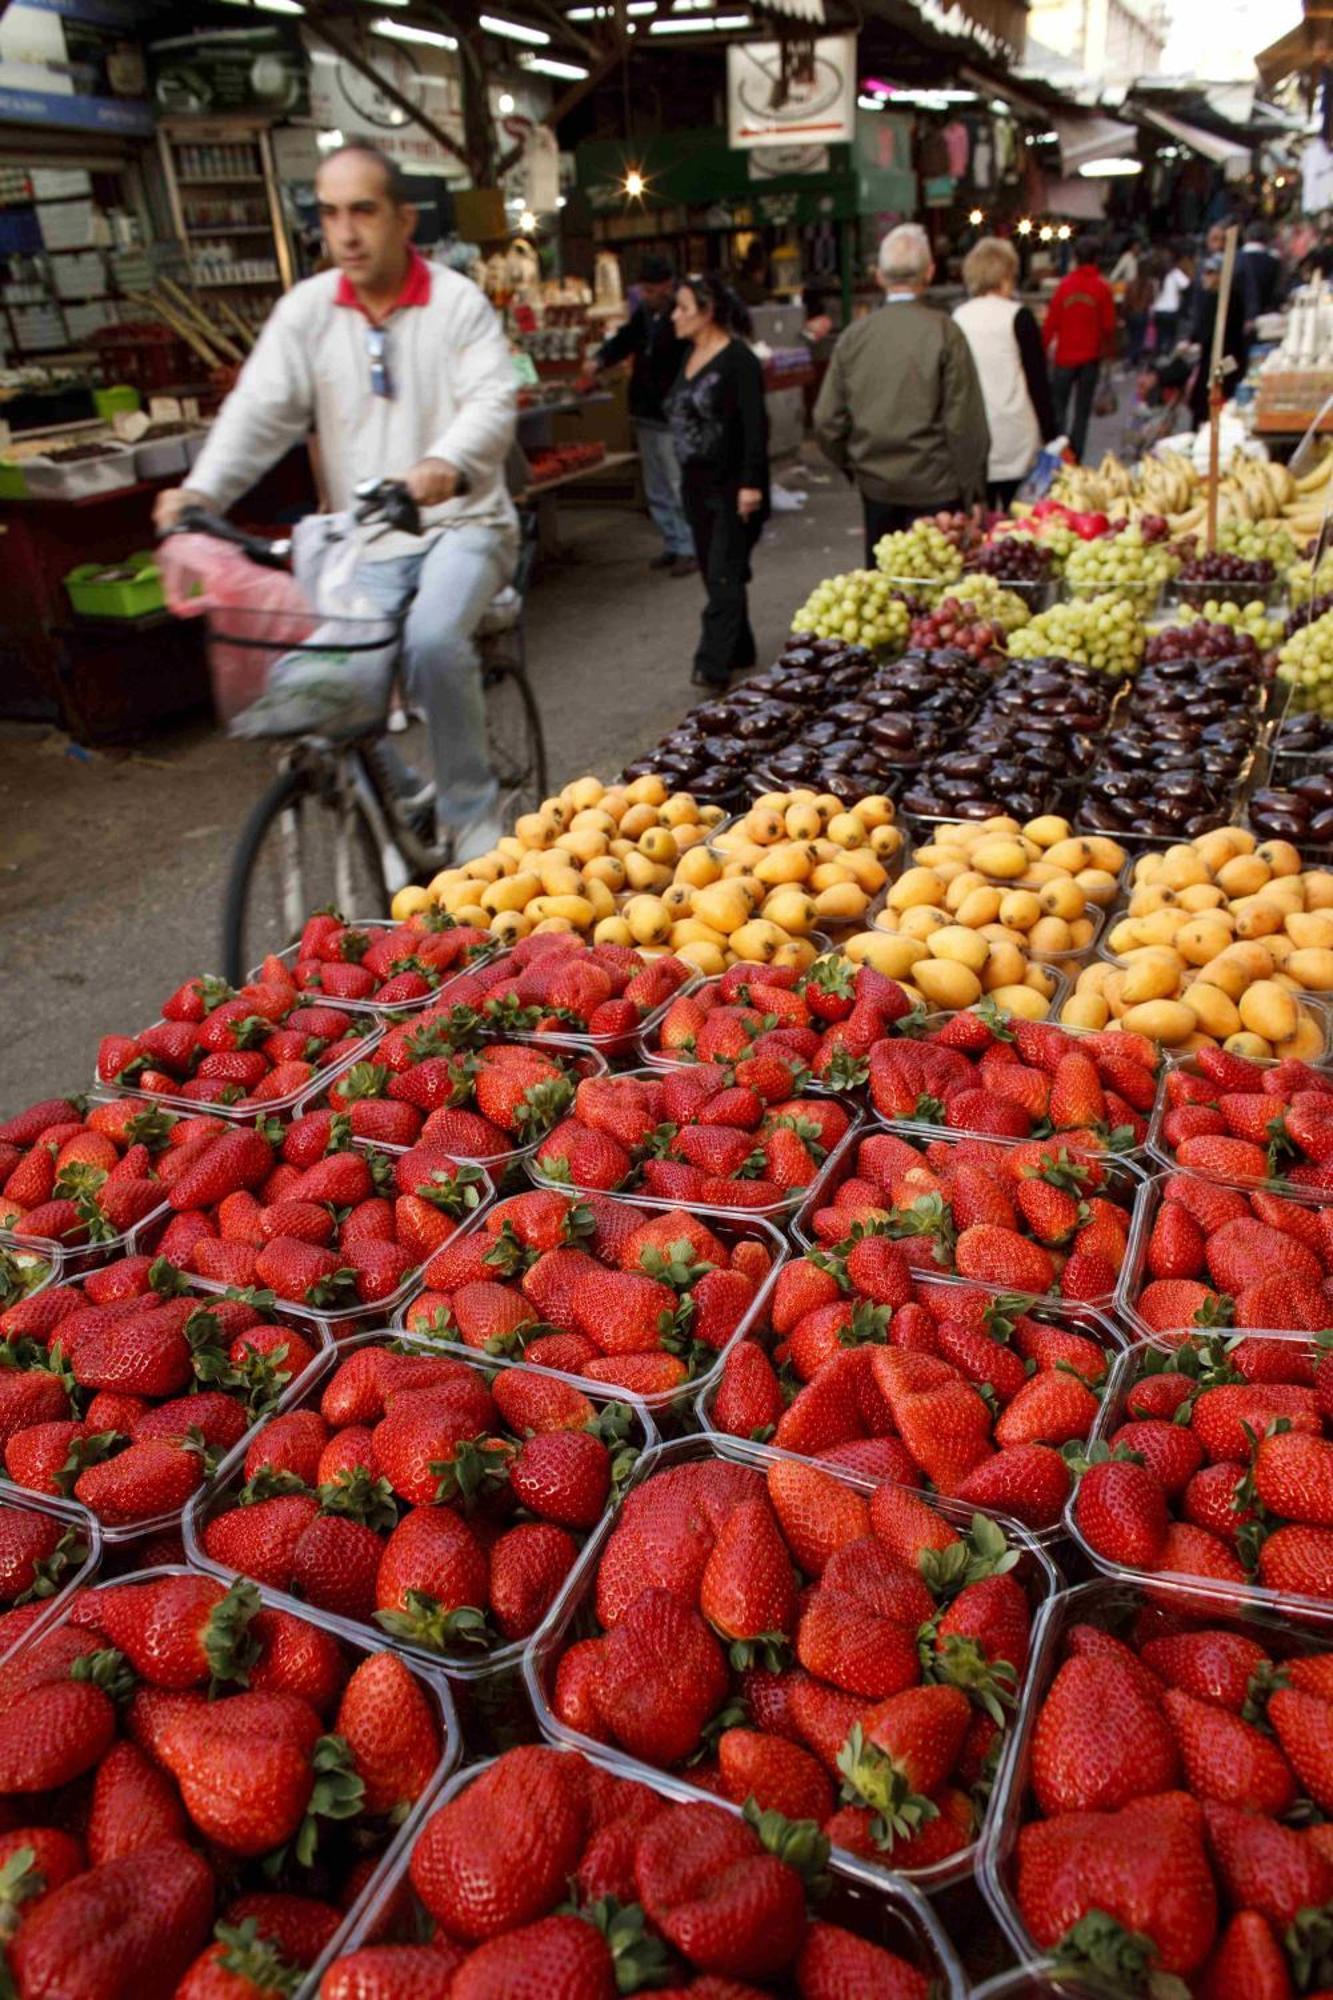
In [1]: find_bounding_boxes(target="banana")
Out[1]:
[1295,453,1333,496]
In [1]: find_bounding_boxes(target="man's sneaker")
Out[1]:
[668,556,699,577]
[452,806,505,865]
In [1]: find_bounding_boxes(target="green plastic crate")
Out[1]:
[64,550,163,619]
[0,462,28,499]
[93,385,141,421]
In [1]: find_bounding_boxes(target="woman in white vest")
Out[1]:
[953,237,1057,510]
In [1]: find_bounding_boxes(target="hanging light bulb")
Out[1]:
[1038,224,1054,242]
[624,168,646,198]
[1016,218,1032,236]
[968,208,983,226]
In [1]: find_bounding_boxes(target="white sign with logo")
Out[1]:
[727,34,855,150]
[305,29,468,176]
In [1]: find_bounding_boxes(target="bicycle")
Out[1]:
[168,478,548,987]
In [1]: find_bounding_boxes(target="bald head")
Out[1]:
[315,145,417,301]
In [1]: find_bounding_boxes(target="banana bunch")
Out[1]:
[1137,453,1198,518]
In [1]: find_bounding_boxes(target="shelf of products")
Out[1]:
[158,123,293,303]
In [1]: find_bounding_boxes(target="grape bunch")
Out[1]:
[1287,591,1333,638]
[872,521,964,587]
[1176,550,1276,607]
[970,535,1055,586]
[1277,607,1333,718]
[907,597,1008,659]
[790,570,913,650]
[1063,522,1179,597]
[1144,619,1263,667]
[1289,551,1333,608]
[1005,593,1146,677]
[953,573,1032,633]
[1171,597,1283,650]
[1216,518,1298,567]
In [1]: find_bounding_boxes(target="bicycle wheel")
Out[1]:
[222,756,386,987]
[484,663,548,827]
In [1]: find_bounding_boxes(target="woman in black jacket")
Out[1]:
[666,273,769,687]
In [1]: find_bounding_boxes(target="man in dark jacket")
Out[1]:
[1238,221,1283,340]
[814,223,989,565]
[580,253,695,574]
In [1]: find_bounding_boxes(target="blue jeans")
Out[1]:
[354,523,509,831]
[635,420,693,558]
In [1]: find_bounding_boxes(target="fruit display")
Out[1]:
[900,659,1121,822]
[1064,828,1333,1052]
[759,653,1000,800]
[0,1493,96,1651]
[904,815,1124,953]
[149,1119,489,1313]
[867,1006,1161,1150]
[315,1742,956,1998]
[529,1440,1049,1889]
[1175,549,1276,607]
[0,1095,175,1263]
[907,597,1010,657]
[1271,708,1333,759]
[1251,772,1333,849]
[530,1059,857,1219]
[703,1246,1123,1534]
[1152,1048,1333,1191]
[1288,546,1333,606]
[94,962,379,1113]
[629,640,884,809]
[1215,516,1300,568]
[0,1249,328,1531]
[190,1336,653,1664]
[281,911,501,1010]
[400,1189,781,1411]
[1063,521,1179,599]
[985,1576,1333,1996]
[872,520,965,589]
[1120,1171,1333,1336]
[1068,1328,1333,1613]
[966,536,1056,593]
[1006,594,1146,677]
[1277,606,1333,719]
[0,1568,452,1992]
[1079,651,1266,842]
[789,571,915,649]
[701,792,903,942]
[641,956,912,1085]
[296,1040,600,1191]
[801,1127,1140,1309]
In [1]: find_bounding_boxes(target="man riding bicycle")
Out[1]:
[154,142,517,865]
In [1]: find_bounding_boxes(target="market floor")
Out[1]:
[0,450,869,1105]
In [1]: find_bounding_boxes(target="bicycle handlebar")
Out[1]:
[167,473,470,563]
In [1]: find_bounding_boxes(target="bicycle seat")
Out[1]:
[475,586,522,637]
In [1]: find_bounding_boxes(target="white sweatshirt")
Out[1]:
[189,256,517,561]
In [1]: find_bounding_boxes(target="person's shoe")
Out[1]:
[690,667,730,688]
[649,551,677,570]
[669,556,699,577]
[452,806,506,865]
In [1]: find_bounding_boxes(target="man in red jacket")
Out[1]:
[1043,236,1116,462]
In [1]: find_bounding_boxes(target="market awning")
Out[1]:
[1050,110,1138,175]
[1138,105,1251,167]
[1256,17,1331,91]
[760,0,827,21]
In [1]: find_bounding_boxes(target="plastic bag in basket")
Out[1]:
[159,533,315,728]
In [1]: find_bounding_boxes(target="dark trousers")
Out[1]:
[683,477,762,685]
[1050,360,1099,463]
[1125,310,1148,364]
[862,496,962,569]
[988,477,1023,511]
[1152,310,1179,355]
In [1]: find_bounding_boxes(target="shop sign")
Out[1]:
[306,29,468,176]
[149,25,309,119]
[0,0,153,135]
[727,34,856,149]
[501,115,560,214]
[748,143,831,178]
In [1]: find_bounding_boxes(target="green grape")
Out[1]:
[872,523,964,587]
[1278,608,1333,718]
[1172,599,1283,650]
[1005,592,1146,676]
[954,574,1032,633]
[791,571,912,651]
[1289,553,1333,608]
[1216,519,1298,568]
[1064,524,1179,598]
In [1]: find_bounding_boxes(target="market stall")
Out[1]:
[10,310,1333,1991]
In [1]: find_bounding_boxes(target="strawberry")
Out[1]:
[1074,1458,1168,1568]
[634,1798,807,1980]
[11,1843,215,2000]
[1135,1279,1230,1333]
[157,1690,362,1856]
[488,1521,579,1640]
[1204,1800,1333,1929]
[950,1444,1072,1532]
[1197,1910,1295,2000]
[595,1586,729,1765]
[1148,1202,1206,1279]
[699,1496,796,1669]
[955,1224,1055,1294]
[1018,1792,1218,1978]
[994,1370,1099,1449]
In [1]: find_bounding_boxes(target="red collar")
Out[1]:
[334,247,432,321]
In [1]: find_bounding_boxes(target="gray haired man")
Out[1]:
[814,223,990,562]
